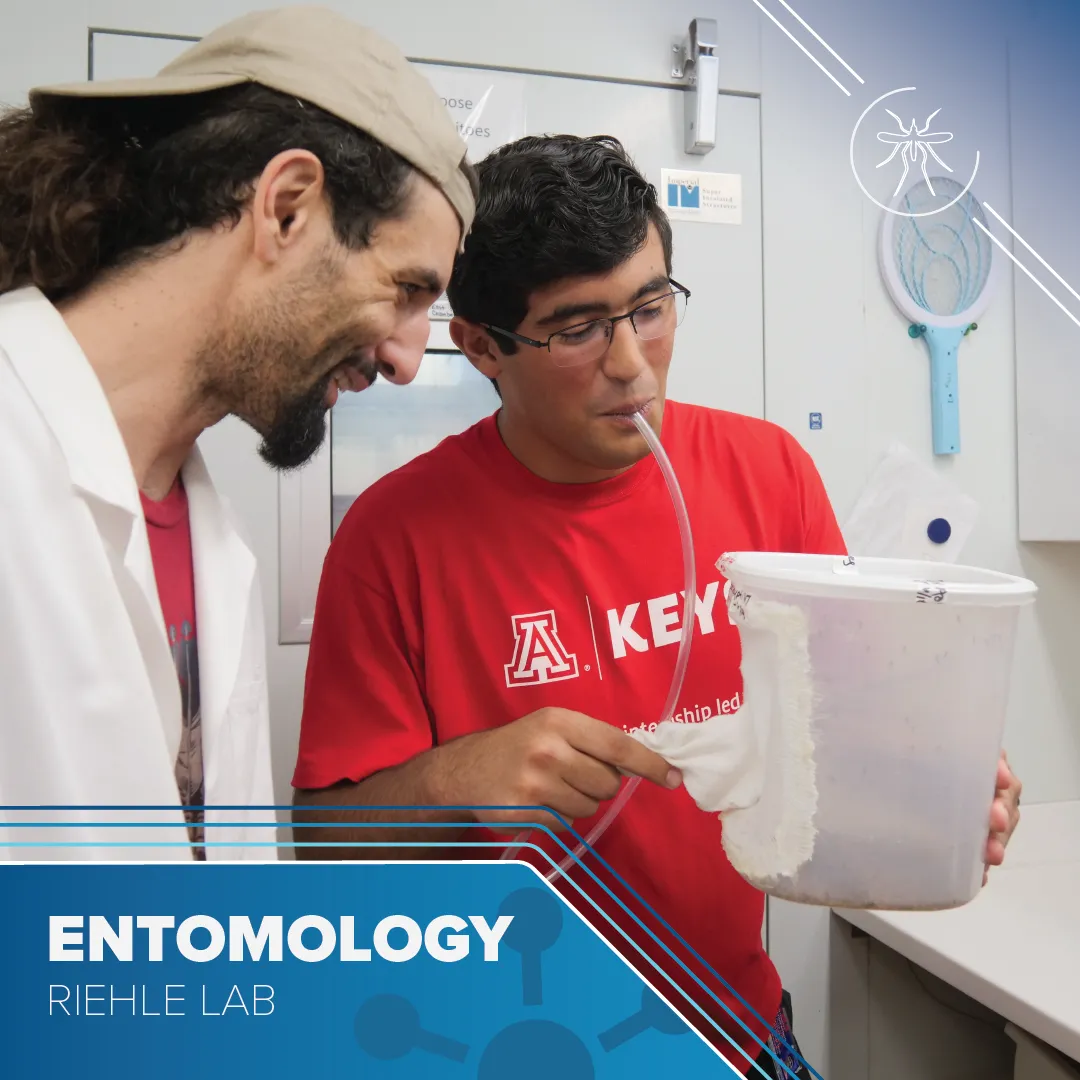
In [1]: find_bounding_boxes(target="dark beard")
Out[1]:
[256,375,334,471]
[194,258,380,471]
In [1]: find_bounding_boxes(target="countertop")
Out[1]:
[833,800,1080,1063]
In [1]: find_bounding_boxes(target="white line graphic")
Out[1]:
[850,87,980,217]
[771,0,865,84]
[876,108,955,196]
[983,202,1080,309]
[585,595,604,681]
[974,219,1080,331]
[748,0,851,95]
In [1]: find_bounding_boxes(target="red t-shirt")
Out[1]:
[294,401,845,1069]
[140,479,205,859]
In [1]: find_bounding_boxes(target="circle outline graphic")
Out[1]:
[850,87,981,218]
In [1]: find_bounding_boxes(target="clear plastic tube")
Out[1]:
[500,408,697,880]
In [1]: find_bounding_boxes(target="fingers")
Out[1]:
[991,753,1021,843]
[513,718,624,803]
[472,709,681,843]
[559,750,623,803]
[561,712,681,789]
[609,738,682,790]
[997,752,1022,804]
[1009,772,1023,822]
[983,756,1014,887]
[546,777,607,823]
[988,796,1009,835]
[478,776,601,832]
[996,756,1013,791]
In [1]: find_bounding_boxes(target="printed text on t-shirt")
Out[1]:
[606,580,721,659]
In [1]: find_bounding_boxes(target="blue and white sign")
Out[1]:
[661,169,742,225]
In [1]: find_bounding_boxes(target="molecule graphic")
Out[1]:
[500,884,563,1006]
[353,887,689,1077]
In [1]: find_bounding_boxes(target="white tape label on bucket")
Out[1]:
[723,580,735,625]
[727,585,752,622]
[915,580,948,604]
[833,555,858,575]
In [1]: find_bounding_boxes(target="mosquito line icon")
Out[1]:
[877,108,954,197]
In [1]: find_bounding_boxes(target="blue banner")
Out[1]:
[0,862,741,1078]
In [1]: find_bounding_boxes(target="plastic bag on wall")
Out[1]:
[842,441,979,562]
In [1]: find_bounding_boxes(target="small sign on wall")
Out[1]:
[422,69,527,164]
[423,68,527,322]
[661,169,742,224]
[429,296,455,322]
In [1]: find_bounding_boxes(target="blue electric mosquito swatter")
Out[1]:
[879,176,997,455]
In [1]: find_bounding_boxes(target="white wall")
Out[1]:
[0,0,762,107]
[3,1,1079,1075]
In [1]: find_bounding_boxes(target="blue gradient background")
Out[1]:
[764,0,1080,302]
[0,862,741,1079]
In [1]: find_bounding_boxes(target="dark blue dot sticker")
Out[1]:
[927,518,952,544]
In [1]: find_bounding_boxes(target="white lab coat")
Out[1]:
[0,287,277,860]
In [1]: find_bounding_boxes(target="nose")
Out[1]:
[373,310,431,386]
[600,318,648,383]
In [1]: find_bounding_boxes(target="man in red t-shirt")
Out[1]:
[292,135,1021,1076]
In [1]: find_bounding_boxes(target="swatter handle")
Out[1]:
[921,325,966,456]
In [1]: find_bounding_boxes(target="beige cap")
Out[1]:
[30,6,475,236]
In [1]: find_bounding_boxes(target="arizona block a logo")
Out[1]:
[504,610,580,688]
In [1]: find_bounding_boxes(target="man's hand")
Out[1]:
[434,707,682,833]
[983,750,1022,886]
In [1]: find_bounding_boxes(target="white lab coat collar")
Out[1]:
[0,287,183,760]
[0,288,142,517]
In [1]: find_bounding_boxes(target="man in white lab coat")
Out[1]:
[0,7,476,860]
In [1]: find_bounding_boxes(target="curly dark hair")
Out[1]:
[0,83,430,301]
[446,133,673,350]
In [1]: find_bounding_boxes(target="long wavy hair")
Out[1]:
[0,83,419,301]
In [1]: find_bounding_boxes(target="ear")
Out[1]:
[249,149,328,265]
[450,317,505,380]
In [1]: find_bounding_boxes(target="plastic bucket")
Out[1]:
[718,552,1037,911]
